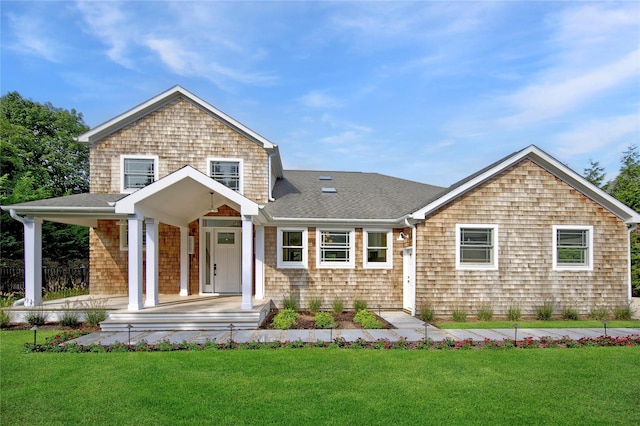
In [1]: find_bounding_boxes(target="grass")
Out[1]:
[436,319,640,329]
[2,330,639,425]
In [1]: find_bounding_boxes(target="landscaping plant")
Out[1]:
[331,299,344,314]
[314,312,337,329]
[476,304,493,321]
[308,297,322,314]
[353,299,367,312]
[272,309,298,329]
[420,304,435,322]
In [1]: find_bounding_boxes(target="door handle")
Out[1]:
[214,264,217,276]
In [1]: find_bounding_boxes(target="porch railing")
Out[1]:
[0,265,88,295]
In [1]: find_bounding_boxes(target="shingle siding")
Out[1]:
[414,160,629,318]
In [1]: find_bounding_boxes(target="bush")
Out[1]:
[613,304,632,320]
[590,306,609,321]
[354,310,382,329]
[282,295,297,310]
[331,300,344,314]
[536,301,554,321]
[314,312,337,329]
[26,309,48,326]
[0,309,10,328]
[353,300,367,312]
[507,303,521,321]
[308,298,322,314]
[272,309,298,329]
[452,307,467,322]
[561,306,579,320]
[476,304,493,321]
[83,298,107,327]
[59,310,80,328]
[420,305,435,322]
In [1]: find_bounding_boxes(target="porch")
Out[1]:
[9,294,274,331]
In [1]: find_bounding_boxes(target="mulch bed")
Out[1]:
[260,310,395,330]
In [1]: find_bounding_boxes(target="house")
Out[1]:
[4,86,639,326]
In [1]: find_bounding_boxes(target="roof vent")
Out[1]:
[321,187,337,193]
[318,175,332,181]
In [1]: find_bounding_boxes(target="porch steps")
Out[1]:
[100,305,271,332]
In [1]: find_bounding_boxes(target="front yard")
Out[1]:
[1,330,638,425]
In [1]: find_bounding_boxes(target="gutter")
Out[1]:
[9,209,28,224]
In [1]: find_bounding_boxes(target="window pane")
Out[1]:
[211,161,240,191]
[557,229,588,265]
[367,232,386,247]
[283,248,302,262]
[367,249,387,263]
[283,231,302,247]
[217,232,235,244]
[124,158,155,189]
[460,228,493,264]
[320,231,350,262]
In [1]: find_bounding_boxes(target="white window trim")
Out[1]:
[316,228,355,269]
[207,157,244,194]
[120,155,159,194]
[277,227,308,269]
[455,224,499,270]
[553,225,593,271]
[363,229,393,269]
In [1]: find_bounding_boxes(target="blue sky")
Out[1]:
[2,1,639,187]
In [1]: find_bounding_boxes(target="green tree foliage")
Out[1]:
[585,145,640,296]
[583,159,606,187]
[1,92,90,265]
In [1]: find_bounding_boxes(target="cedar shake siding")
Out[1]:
[415,160,629,318]
[89,97,270,203]
[263,227,405,310]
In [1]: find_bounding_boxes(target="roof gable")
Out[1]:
[411,145,640,224]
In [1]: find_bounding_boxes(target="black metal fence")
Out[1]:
[0,265,88,295]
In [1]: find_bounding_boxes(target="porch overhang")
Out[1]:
[115,166,260,227]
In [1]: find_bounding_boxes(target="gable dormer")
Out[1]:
[78,86,283,204]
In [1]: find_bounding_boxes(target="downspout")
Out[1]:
[267,153,276,201]
[9,209,27,224]
[628,224,638,303]
[405,217,417,317]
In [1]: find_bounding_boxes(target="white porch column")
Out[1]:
[128,216,144,311]
[144,218,159,307]
[23,217,43,307]
[241,216,254,310]
[254,225,265,300]
[179,226,189,296]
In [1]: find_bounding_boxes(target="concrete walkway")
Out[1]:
[68,311,640,346]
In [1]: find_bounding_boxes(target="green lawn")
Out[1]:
[1,331,639,425]
[435,319,640,329]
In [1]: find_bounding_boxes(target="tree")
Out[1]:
[0,92,90,265]
[583,159,606,187]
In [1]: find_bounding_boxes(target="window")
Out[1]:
[456,224,498,270]
[209,158,242,192]
[277,228,307,268]
[317,229,355,268]
[553,226,593,270]
[119,220,146,251]
[364,230,392,268]
[121,156,158,192]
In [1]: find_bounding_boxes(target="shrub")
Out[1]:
[420,304,435,322]
[536,300,554,321]
[272,309,298,329]
[590,306,609,321]
[282,295,297,310]
[561,306,579,320]
[59,310,80,328]
[314,312,337,329]
[0,298,12,328]
[353,310,383,329]
[331,300,344,314]
[613,304,632,320]
[507,303,522,321]
[26,309,48,326]
[83,298,107,327]
[452,307,467,322]
[476,304,493,321]
[308,297,322,314]
[353,299,367,312]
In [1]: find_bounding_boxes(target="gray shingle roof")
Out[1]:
[263,170,445,221]
[2,193,125,210]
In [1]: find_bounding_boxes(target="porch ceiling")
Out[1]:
[115,166,259,227]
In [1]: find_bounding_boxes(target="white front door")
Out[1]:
[402,248,414,313]
[202,228,241,294]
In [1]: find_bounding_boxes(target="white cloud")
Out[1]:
[499,49,639,127]
[4,13,63,62]
[554,114,640,157]
[299,91,343,108]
